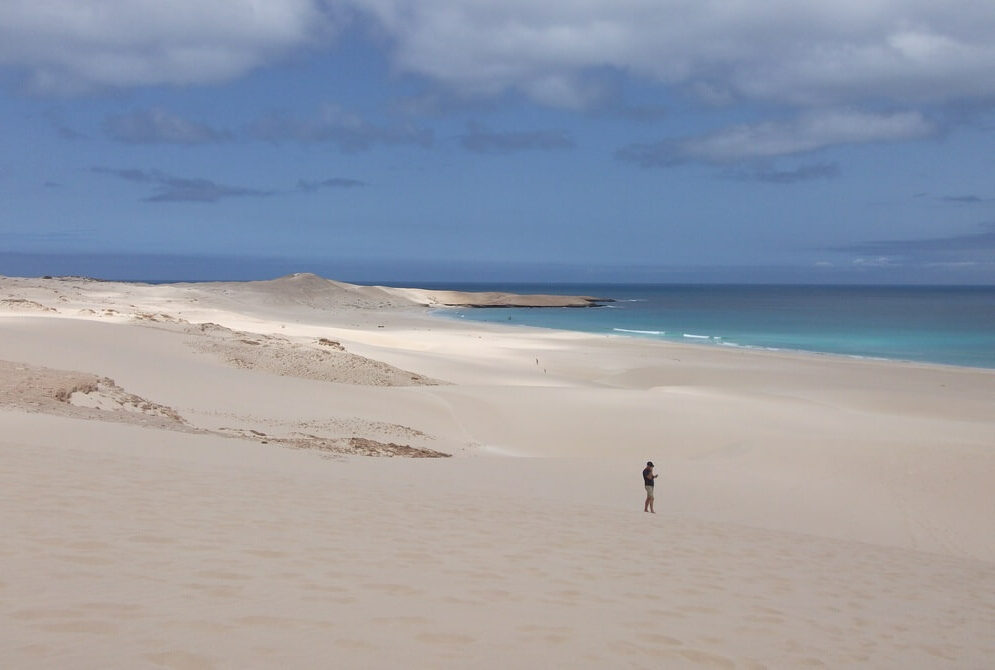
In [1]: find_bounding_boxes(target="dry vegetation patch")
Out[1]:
[180,322,443,386]
[0,360,190,431]
[282,434,451,458]
[0,298,56,313]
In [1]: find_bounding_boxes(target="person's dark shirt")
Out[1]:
[643,467,654,486]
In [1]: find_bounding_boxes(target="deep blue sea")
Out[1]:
[421,284,995,369]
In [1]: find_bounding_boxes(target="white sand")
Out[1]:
[2,274,994,668]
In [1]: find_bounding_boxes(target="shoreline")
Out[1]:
[16,272,993,370]
[432,306,995,375]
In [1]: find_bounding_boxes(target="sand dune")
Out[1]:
[1,274,994,668]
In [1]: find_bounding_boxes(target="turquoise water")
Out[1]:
[427,284,995,369]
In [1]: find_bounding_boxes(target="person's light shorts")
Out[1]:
[645,485,655,498]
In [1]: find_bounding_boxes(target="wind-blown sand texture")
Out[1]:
[2,273,993,668]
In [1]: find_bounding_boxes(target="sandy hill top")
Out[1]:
[191,273,610,309]
[196,273,410,310]
[0,272,610,312]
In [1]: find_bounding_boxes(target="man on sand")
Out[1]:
[643,461,658,513]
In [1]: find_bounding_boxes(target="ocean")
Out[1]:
[423,284,995,369]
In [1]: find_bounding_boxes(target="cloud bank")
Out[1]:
[6,2,995,164]
[0,0,338,93]
[4,2,995,111]
[351,1,995,108]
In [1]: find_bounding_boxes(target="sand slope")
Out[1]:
[1,274,994,668]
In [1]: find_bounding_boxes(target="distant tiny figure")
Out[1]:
[643,461,658,513]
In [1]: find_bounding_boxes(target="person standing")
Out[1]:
[643,461,658,513]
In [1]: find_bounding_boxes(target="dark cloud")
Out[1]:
[296,178,366,192]
[91,167,365,202]
[91,167,272,203]
[246,105,432,152]
[832,222,995,255]
[43,181,62,188]
[460,122,574,154]
[939,195,985,203]
[103,108,229,145]
[727,162,840,184]
[144,178,272,203]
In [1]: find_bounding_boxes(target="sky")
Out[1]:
[2,1,995,283]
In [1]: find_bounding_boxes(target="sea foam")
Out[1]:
[613,328,664,335]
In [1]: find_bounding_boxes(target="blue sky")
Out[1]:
[2,1,994,283]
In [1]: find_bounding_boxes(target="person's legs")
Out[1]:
[644,485,655,512]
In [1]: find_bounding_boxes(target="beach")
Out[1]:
[2,273,994,668]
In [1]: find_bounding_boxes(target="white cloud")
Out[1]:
[0,0,337,92]
[683,110,934,162]
[351,0,995,108]
[617,110,934,165]
[4,1,995,115]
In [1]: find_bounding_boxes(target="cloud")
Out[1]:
[939,194,985,203]
[832,222,995,259]
[104,108,229,144]
[91,167,273,203]
[0,1,339,93]
[617,110,934,166]
[727,162,840,184]
[350,1,995,109]
[851,256,899,268]
[6,2,995,117]
[459,122,574,154]
[144,178,271,203]
[246,104,432,151]
[297,177,367,192]
[91,167,157,183]
[91,167,366,201]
